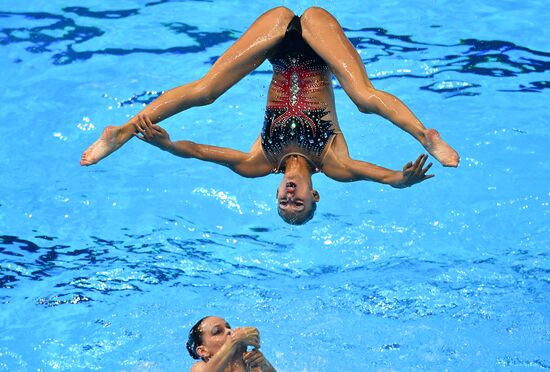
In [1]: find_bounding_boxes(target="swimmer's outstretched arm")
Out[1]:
[300,7,459,167]
[81,7,295,166]
[135,115,271,178]
[324,153,434,188]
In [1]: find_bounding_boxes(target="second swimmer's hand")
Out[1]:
[134,114,172,151]
[393,154,434,188]
[243,349,271,371]
[230,327,260,349]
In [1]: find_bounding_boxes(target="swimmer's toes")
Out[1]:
[435,150,459,168]
[80,152,92,166]
[442,154,460,168]
[80,147,98,166]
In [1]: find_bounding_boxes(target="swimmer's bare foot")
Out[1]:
[422,128,459,167]
[80,125,127,166]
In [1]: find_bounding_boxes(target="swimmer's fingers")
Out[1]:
[134,123,146,136]
[243,350,266,368]
[133,121,171,150]
[414,154,429,177]
[402,161,413,172]
[132,114,157,140]
[421,161,433,175]
[419,158,435,181]
[398,155,435,187]
[247,337,260,349]
[142,116,156,141]
[133,128,151,143]
[133,132,155,143]
[421,165,435,181]
[132,115,147,136]
[413,154,424,169]
[133,120,147,142]
[152,124,167,136]
[231,327,259,347]
[402,154,425,174]
[142,114,155,128]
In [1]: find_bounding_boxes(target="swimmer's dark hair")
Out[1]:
[186,316,210,360]
[278,201,317,225]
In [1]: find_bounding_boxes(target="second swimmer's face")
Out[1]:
[276,179,320,224]
[196,316,232,359]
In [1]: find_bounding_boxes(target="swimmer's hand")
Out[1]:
[392,154,434,188]
[243,349,275,372]
[134,114,172,151]
[230,327,260,349]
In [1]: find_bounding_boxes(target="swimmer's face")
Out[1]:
[276,178,320,224]
[196,316,232,359]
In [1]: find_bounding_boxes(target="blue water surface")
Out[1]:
[1,0,549,370]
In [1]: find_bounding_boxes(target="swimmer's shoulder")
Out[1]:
[190,361,206,372]
[321,132,355,181]
[323,131,350,162]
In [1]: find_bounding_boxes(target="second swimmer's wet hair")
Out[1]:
[186,316,210,360]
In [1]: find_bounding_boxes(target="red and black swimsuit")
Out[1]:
[261,16,336,173]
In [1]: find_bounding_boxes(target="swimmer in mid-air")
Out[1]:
[81,7,459,224]
[186,316,276,372]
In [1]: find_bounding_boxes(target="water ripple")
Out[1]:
[1,10,547,96]
[0,10,238,65]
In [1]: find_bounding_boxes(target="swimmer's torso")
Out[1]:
[261,16,339,172]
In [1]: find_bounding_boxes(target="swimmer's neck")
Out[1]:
[282,154,314,177]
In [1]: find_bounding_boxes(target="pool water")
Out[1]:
[1,0,549,370]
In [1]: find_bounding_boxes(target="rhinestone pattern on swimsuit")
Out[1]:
[262,52,335,172]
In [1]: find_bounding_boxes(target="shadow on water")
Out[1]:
[0,8,548,97]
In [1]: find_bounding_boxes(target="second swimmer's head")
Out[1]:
[186,316,232,361]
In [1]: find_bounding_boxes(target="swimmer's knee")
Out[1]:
[268,6,294,18]
[261,6,295,26]
[300,7,338,37]
[301,6,333,23]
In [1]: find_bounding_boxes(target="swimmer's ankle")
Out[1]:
[417,128,431,146]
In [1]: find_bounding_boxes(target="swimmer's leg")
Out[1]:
[81,7,295,166]
[300,7,459,167]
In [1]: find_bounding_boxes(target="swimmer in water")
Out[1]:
[186,316,276,372]
[81,7,459,224]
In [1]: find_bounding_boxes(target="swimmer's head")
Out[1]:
[186,316,232,361]
[276,177,320,225]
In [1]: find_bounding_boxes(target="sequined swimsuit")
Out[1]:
[261,16,336,173]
